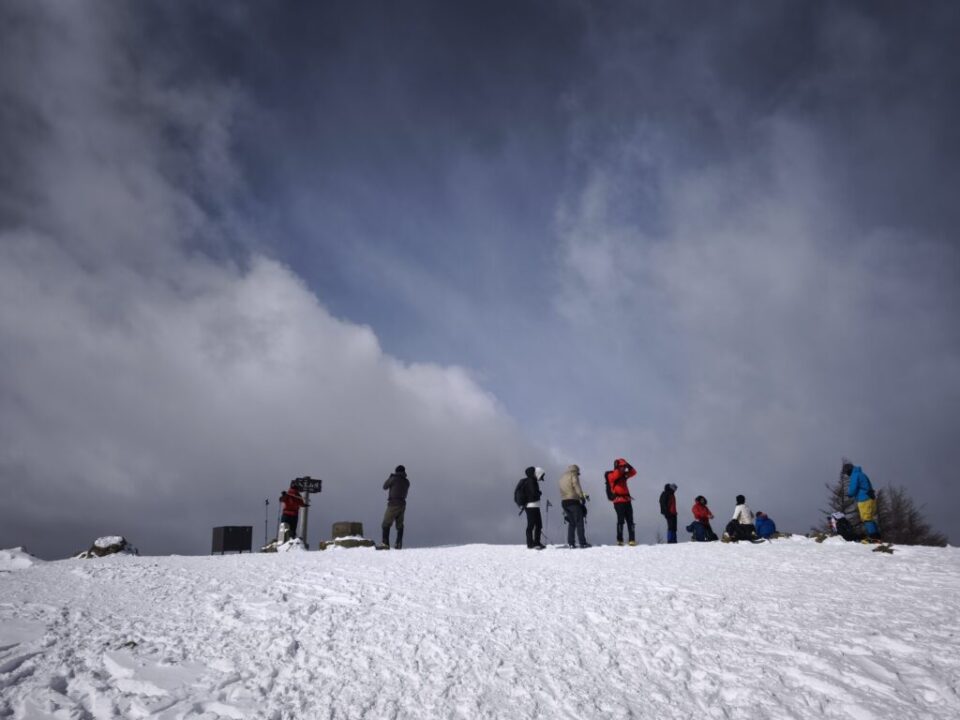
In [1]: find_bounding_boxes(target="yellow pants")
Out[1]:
[858,499,877,523]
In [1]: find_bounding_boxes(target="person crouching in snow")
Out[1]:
[279,482,306,542]
[754,511,777,539]
[381,465,410,550]
[606,458,638,545]
[724,494,756,542]
[558,464,590,548]
[659,483,678,544]
[520,466,547,549]
[844,462,881,541]
[830,511,862,542]
[687,495,717,542]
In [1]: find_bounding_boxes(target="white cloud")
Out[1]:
[0,2,540,556]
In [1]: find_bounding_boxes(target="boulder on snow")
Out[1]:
[75,536,138,559]
[317,535,376,550]
[331,522,364,539]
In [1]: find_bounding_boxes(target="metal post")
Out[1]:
[300,490,310,549]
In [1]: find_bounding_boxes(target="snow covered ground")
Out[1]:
[1,537,959,719]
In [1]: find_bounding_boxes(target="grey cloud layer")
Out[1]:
[0,2,543,558]
[2,2,958,555]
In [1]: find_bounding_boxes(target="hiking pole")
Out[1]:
[264,499,269,547]
[545,499,552,538]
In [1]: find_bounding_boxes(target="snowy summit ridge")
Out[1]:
[1,539,959,719]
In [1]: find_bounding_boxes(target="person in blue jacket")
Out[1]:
[844,462,881,540]
[754,511,776,539]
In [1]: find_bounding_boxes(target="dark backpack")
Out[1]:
[514,479,528,508]
[603,471,616,501]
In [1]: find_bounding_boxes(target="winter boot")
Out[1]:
[628,540,638,547]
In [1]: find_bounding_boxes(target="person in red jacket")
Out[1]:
[279,482,306,541]
[688,495,718,542]
[606,458,638,546]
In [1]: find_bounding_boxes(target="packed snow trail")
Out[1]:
[1,538,959,719]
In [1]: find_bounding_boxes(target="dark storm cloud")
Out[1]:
[1,1,958,556]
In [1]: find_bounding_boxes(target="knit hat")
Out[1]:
[395,465,406,474]
[736,494,745,504]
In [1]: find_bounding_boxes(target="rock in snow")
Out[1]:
[74,535,139,559]
[0,547,40,572]
[1,538,959,719]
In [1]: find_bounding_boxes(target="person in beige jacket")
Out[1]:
[558,465,591,548]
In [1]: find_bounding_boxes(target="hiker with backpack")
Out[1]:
[659,483,678,544]
[278,481,306,542]
[754,511,777,539]
[605,458,638,546]
[515,466,546,549]
[844,462,881,540]
[687,495,718,542]
[558,464,590,548]
[724,494,756,542]
[381,465,410,550]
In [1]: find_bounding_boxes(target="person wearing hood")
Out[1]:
[844,462,881,540]
[754,511,777,539]
[558,465,590,548]
[725,494,756,542]
[381,465,410,549]
[605,458,638,546]
[658,483,678,544]
[519,466,546,549]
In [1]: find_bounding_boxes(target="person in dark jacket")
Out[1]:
[519,466,546,549]
[830,511,862,542]
[754,511,777,539]
[381,465,410,549]
[279,482,306,541]
[606,458,638,545]
[659,483,678,544]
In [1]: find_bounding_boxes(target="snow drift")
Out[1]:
[1,539,958,719]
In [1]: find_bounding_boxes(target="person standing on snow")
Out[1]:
[279,481,306,541]
[381,465,410,550]
[725,494,756,542]
[558,464,590,548]
[688,495,717,542]
[606,458,638,546]
[659,483,678,544]
[519,466,546,549]
[844,461,881,540]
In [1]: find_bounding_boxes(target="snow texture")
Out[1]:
[1,538,958,719]
[0,548,39,572]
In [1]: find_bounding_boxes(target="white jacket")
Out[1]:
[732,503,755,525]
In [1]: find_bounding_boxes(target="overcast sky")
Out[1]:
[2,1,958,558]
